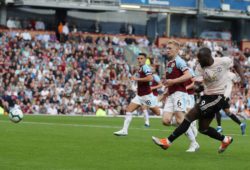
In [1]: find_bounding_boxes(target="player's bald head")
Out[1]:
[198,47,212,59]
[197,47,213,67]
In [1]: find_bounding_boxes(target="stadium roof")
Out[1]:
[5,0,250,18]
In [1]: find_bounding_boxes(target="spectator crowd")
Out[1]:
[0,29,249,117]
[7,17,46,30]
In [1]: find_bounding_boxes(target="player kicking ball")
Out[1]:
[114,53,161,136]
[152,47,246,153]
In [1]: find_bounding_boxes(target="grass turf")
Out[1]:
[0,115,249,170]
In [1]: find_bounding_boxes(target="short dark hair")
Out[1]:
[138,53,147,58]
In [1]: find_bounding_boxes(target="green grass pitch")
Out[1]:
[0,115,249,170]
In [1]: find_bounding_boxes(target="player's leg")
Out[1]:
[173,110,199,152]
[142,105,150,127]
[198,116,224,140]
[152,94,230,152]
[187,95,198,137]
[190,120,198,137]
[185,108,199,150]
[161,94,174,126]
[146,94,161,116]
[172,92,188,125]
[236,111,247,121]
[173,92,199,152]
[155,91,199,151]
[198,116,233,153]
[224,108,246,135]
[157,97,164,116]
[162,111,174,126]
[196,95,233,153]
[114,96,140,136]
[152,104,200,150]
[170,116,177,126]
[223,97,246,135]
[215,112,223,133]
[224,108,241,125]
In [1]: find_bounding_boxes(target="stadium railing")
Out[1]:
[157,37,232,48]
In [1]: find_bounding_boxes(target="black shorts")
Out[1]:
[197,95,227,118]
[222,97,230,109]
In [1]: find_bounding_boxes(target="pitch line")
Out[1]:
[0,120,172,132]
[0,120,247,136]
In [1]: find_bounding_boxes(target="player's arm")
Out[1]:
[131,65,153,82]
[193,74,205,93]
[193,81,204,93]
[186,77,195,90]
[165,69,192,86]
[151,75,163,90]
[131,74,153,82]
[233,58,246,87]
[158,87,169,102]
[151,82,163,90]
[192,64,205,93]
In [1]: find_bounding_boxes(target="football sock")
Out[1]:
[122,112,132,132]
[143,110,150,125]
[223,136,230,143]
[185,127,196,143]
[240,122,246,126]
[132,110,138,116]
[168,118,191,143]
[215,112,221,126]
[200,127,225,141]
[190,121,198,137]
[228,113,241,125]
[160,108,163,116]
[238,113,247,120]
[170,116,177,126]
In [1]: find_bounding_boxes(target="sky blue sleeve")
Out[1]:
[176,56,188,72]
[153,74,161,83]
[142,65,152,75]
[189,68,196,77]
[194,65,203,81]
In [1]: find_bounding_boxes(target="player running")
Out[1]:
[161,40,199,152]
[114,53,161,136]
[142,65,163,127]
[215,71,246,135]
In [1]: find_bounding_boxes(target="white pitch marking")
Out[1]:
[0,120,172,132]
[0,120,247,136]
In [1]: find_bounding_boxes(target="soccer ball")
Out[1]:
[9,108,23,123]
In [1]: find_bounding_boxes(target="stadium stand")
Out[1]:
[0,27,249,116]
[0,0,250,117]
